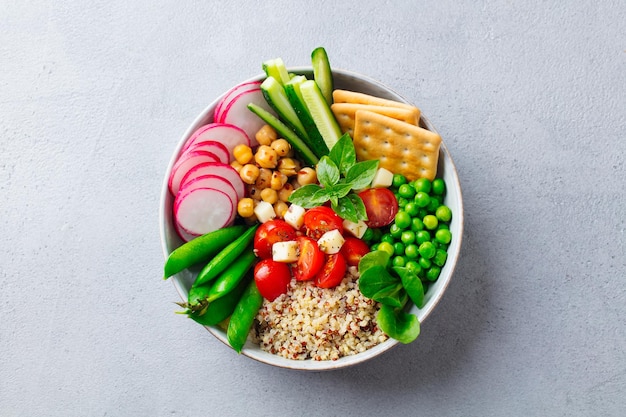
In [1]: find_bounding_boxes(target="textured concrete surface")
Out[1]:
[1,1,624,416]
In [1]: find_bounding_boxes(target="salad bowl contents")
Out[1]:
[160,48,463,370]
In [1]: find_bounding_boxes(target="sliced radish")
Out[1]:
[214,81,263,123]
[174,219,200,242]
[220,89,276,147]
[168,150,221,195]
[183,123,250,159]
[183,141,230,164]
[174,187,235,236]
[179,162,245,200]
[179,174,238,208]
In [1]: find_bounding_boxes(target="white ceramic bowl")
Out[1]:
[159,67,464,371]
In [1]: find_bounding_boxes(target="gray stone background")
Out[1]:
[1,1,624,416]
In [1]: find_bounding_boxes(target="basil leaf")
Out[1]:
[346,193,368,221]
[358,250,390,272]
[327,182,353,199]
[288,184,330,208]
[316,156,340,187]
[393,266,425,308]
[345,160,379,190]
[332,195,358,223]
[376,305,420,344]
[328,133,356,176]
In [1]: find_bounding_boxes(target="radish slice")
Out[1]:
[183,141,230,164]
[174,219,200,242]
[183,123,250,159]
[221,89,276,147]
[168,150,221,195]
[179,174,238,208]
[179,162,245,200]
[214,81,263,123]
[174,187,235,236]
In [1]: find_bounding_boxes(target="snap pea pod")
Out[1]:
[193,224,259,287]
[206,248,257,303]
[188,274,252,326]
[164,225,246,279]
[227,279,263,353]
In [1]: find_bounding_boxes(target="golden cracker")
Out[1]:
[333,89,418,112]
[331,103,420,137]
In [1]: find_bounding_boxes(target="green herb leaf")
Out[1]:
[328,133,356,176]
[345,160,379,190]
[328,182,353,199]
[316,156,340,187]
[346,193,368,221]
[288,184,331,208]
[393,266,425,308]
[358,265,400,300]
[371,283,406,308]
[376,305,420,344]
[358,250,390,272]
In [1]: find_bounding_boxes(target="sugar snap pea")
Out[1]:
[164,225,246,279]
[227,279,263,353]
[193,224,259,287]
[189,274,252,326]
[206,248,257,303]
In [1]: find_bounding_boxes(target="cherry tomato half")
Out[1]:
[253,220,297,259]
[254,259,291,301]
[303,206,343,240]
[314,253,347,289]
[340,237,370,267]
[293,236,324,281]
[358,188,399,228]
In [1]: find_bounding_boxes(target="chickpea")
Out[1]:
[237,197,254,218]
[270,139,291,157]
[255,125,277,146]
[243,212,259,225]
[278,157,299,177]
[230,160,243,173]
[233,144,253,165]
[297,167,317,186]
[255,145,279,169]
[278,182,294,202]
[255,168,272,189]
[260,188,278,204]
[270,171,288,191]
[273,201,289,219]
[239,164,260,184]
[248,186,263,200]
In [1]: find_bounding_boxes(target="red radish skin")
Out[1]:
[184,123,250,159]
[220,89,276,147]
[179,162,245,200]
[174,218,200,242]
[178,174,238,208]
[214,81,263,123]
[174,187,235,236]
[168,150,221,195]
[183,141,230,164]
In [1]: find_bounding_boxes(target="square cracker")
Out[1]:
[353,110,441,181]
[333,89,419,112]
[331,103,420,137]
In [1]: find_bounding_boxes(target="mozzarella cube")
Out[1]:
[284,204,306,229]
[342,219,368,239]
[317,229,345,254]
[370,167,394,188]
[254,201,276,223]
[272,240,299,263]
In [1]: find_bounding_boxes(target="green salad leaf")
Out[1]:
[377,305,420,344]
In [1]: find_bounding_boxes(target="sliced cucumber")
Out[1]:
[262,58,291,85]
[247,103,319,166]
[300,79,342,150]
[261,76,309,140]
[284,76,329,158]
[311,47,334,105]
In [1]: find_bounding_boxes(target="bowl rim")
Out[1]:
[159,67,464,371]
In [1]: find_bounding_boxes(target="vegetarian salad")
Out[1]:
[163,48,453,360]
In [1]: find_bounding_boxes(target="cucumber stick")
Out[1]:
[261,76,309,141]
[247,103,319,166]
[262,58,291,85]
[300,79,342,150]
[311,47,334,105]
[284,76,329,158]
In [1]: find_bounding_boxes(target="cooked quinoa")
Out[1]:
[252,266,388,361]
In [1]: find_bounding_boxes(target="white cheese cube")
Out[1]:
[254,201,276,223]
[342,219,368,239]
[272,240,299,263]
[283,204,306,229]
[370,167,394,188]
[317,229,345,254]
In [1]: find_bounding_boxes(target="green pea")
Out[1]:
[389,223,403,238]
[398,184,415,199]
[405,260,423,277]
[392,255,406,267]
[423,214,438,230]
[416,230,431,244]
[436,205,452,222]
[393,242,406,256]
[381,233,395,244]
[426,198,440,213]
[432,178,446,195]
[414,191,430,208]
[371,228,383,241]
[418,241,436,259]
[392,174,407,188]
[405,243,419,259]
[411,217,424,232]
[435,228,452,244]
[404,201,419,217]
[378,242,395,257]
[400,230,416,245]
[395,211,411,229]
[397,197,408,208]
[438,223,449,230]
[419,257,432,269]
[362,228,375,242]
[370,243,379,251]
[433,249,448,267]
[426,266,441,281]
[412,178,432,193]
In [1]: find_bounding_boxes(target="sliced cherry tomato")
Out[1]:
[358,188,399,228]
[340,237,370,267]
[253,220,297,259]
[293,236,324,281]
[303,206,343,240]
[314,253,347,289]
[254,259,292,301]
